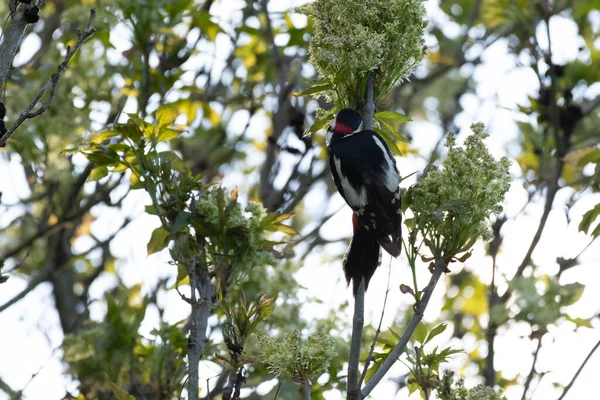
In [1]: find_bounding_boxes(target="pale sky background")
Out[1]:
[1,0,599,399]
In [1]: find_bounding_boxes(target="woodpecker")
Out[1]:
[327,108,402,294]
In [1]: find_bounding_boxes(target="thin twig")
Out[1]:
[361,259,447,398]
[362,73,375,130]
[557,337,600,400]
[273,382,281,399]
[484,216,506,386]
[358,258,392,388]
[414,347,429,400]
[0,9,96,147]
[520,338,542,400]
[347,278,365,400]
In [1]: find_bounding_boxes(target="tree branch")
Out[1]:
[303,380,312,400]
[187,237,215,400]
[0,3,36,90]
[0,9,96,147]
[359,260,392,388]
[557,337,600,400]
[484,216,506,386]
[360,258,447,398]
[520,338,542,400]
[362,73,375,130]
[347,278,365,400]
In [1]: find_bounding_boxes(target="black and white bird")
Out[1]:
[327,108,402,294]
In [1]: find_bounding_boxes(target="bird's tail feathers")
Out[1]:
[377,235,402,258]
[343,216,382,295]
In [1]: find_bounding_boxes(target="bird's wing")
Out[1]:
[329,131,402,254]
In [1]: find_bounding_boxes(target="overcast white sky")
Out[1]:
[1,1,599,399]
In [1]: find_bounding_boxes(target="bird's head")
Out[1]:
[328,108,363,136]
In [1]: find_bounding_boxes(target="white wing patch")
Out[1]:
[371,135,400,191]
[334,156,367,207]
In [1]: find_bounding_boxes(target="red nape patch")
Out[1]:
[352,214,361,231]
[335,122,355,135]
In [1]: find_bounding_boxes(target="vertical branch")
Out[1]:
[520,338,542,400]
[362,73,375,130]
[361,258,447,398]
[347,278,365,400]
[484,216,505,386]
[347,73,376,400]
[303,380,312,400]
[188,237,214,400]
[0,6,32,90]
[140,40,152,118]
[359,259,392,388]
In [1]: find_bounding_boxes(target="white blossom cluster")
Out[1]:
[255,329,337,384]
[194,187,278,272]
[297,0,427,105]
[411,123,511,258]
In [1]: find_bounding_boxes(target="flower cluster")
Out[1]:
[297,0,427,106]
[438,371,507,400]
[410,123,511,258]
[255,329,337,384]
[194,187,278,274]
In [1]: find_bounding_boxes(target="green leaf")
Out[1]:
[173,211,191,232]
[157,128,183,142]
[407,382,420,396]
[565,315,593,328]
[147,226,171,255]
[144,205,159,215]
[592,222,600,238]
[372,127,402,156]
[579,203,600,234]
[364,359,383,384]
[60,146,78,155]
[171,99,199,124]
[414,321,427,344]
[83,151,120,166]
[424,323,447,344]
[108,143,132,153]
[375,117,410,143]
[193,10,223,42]
[156,105,178,128]
[563,148,600,167]
[292,83,332,97]
[89,166,109,182]
[107,380,136,400]
[374,110,412,123]
[559,282,585,306]
[304,113,334,137]
[191,218,217,237]
[90,129,119,144]
[270,223,299,236]
[117,121,143,142]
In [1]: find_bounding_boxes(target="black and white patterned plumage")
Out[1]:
[327,108,402,293]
